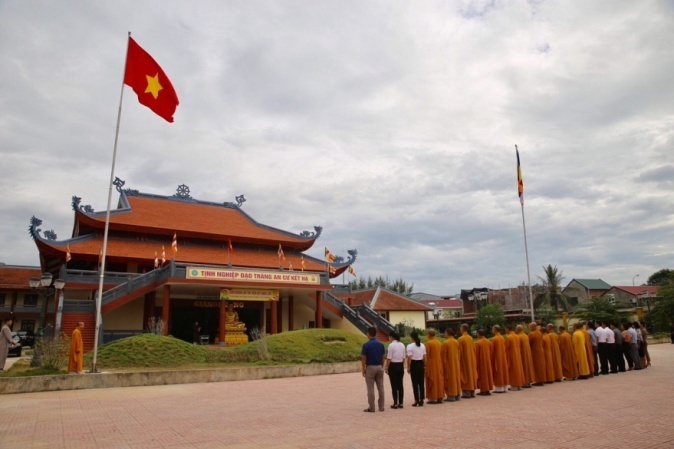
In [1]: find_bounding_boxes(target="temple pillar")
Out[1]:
[288,296,294,331]
[219,301,226,344]
[143,291,155,329]
[270,300,278,334]
[161,285,170,336]
[315,291,322,328]
[276,297,283,333]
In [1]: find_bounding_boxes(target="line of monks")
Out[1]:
[423,322,599,403]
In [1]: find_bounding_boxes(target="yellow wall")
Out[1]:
[331,315,362,334]
[104,297,144,330]
[388,311,426,330]
[294,302,316,329]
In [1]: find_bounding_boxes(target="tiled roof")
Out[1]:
[76,193,317,248]
[420,299,463,308]
[0,265,41,289]
[566,279,612,290]
[335,288,433,311]
[36,237,330,273]
[606,286,660,297]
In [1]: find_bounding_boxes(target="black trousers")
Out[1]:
[388,362,404,405]
[608,344,618,373]
[598,343,609,374]
[410,360,425,402]
[623,342,633,369]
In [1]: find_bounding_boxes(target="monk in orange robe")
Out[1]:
[505,324,524,390]
[458,324,477,398]
[68,321,84,374]
[540,327,555,383]
[546,324,564,381]
[442,328,462,402]
[528,322,546,386]
[558,325,579,380]
[573,323,591,378]
[516,325,534,388]
[490,326,509,393]
[581,325,595,377]
[475,329,493,395]
[425,329,444,404]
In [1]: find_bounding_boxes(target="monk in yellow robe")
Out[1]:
[505,324,524,390]
[425,329,444,404]
[528,322,546,386]
[546,324,564,381]
[573,323,591,378]
[490,326,509,393]
[475,329,493,395]
[558,325,579,380]
[581,325,595,377]
[442,328,462,402]
[516,325,534,388]
[540,327,555,383]
[458,323,477,398]
[68,321,84,374]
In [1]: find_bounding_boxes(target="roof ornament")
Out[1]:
[173,184,193,200]
[113,177,126,193]
[44,230,58,241]
[223,194,246,208]
[299,226,323,239]
[71,196,94,213]
[28,216,43,240]
[334,249,358,266]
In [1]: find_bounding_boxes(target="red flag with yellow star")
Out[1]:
[124,36,179,123]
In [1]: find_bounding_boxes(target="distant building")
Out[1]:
[460,287,528,315]
[410,292,463,320]
[562,279,611,305]
[601,286,660,308]
[0,264,42,333]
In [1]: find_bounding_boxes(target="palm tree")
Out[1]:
[536,265,571,311]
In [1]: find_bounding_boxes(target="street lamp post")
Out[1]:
[28,272,65,367]
[632,274,640,286]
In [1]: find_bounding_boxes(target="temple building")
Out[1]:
[28,179,363,349]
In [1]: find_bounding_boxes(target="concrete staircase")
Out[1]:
[61,313,96,352]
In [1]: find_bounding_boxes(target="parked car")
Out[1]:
[15,330,35,348]
[9,333,22,357]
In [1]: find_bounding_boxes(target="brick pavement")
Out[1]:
[1,344,672,449]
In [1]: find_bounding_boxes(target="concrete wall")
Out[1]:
[104,297,144,330]
[388,311,426,330]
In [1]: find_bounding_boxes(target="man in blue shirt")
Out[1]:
[361,326,385,412]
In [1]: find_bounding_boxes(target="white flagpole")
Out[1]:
[90,32,131,373]
[516,145,535,322]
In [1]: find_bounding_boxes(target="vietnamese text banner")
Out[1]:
[186,267,321,285]
[220,288,279,301]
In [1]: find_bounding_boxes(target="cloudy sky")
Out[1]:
[1,1,672,295]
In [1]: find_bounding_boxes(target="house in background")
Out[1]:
[562,279,612,305]
[460,287,528,315]
[0,264,43,333]
[602,286,660,308]
[410,292,463,320]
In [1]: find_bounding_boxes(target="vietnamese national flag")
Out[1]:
[124,36,179,122]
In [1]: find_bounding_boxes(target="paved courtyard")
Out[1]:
[1,344,672,449]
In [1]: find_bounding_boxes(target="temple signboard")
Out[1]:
[186,267,321,285]
[220,288,279,302]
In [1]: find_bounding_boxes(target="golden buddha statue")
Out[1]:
[224,302,248,345]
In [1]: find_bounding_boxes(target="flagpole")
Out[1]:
[91,32,131,373]
[516,145,535,322]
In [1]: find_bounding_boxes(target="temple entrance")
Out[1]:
[171,300,219,343]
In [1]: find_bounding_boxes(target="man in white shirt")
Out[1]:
[628,323,641,370]
[604,321,617,374]
[596,322,609,375]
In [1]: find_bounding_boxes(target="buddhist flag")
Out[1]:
[65,244,72,263]
[300,255,306,271]
[154,251,159,269]
[329,264,336,275]
[98,248,103,268]
[289,262,294,271]
[161,245,166,265]
[348,265,357,277]
[325,247,335,263]
[172,233,178,254]
[124,36,179,123]
[228,238,234,254]
[278,243,285,261]
[516,146,524,205]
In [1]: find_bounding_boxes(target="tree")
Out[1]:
[645,284,674,333]
[535,265,571,311]
[647,268,674,286]
[348,275,414,296]
[574,296,625,325]
[536,304,558,326]
[473,304,506,337]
